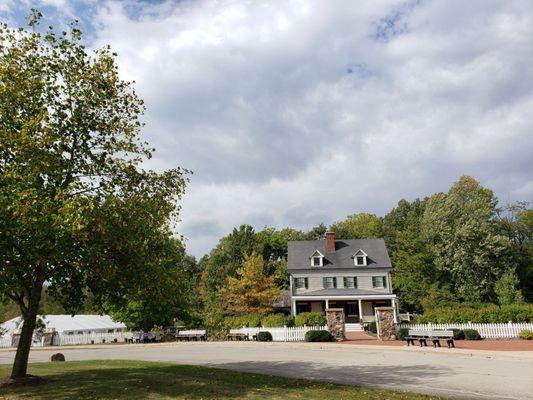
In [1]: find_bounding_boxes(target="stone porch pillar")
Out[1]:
[326,308,345,341]
[375,306,396,341]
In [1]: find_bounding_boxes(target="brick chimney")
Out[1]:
[325,231,335,252]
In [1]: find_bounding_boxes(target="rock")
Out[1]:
[50,353,65,362]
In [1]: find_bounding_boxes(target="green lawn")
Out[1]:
[0,360,444,400]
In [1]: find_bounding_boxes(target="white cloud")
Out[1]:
[28,0,533,256]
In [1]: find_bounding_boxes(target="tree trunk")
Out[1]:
[11,282,43,379]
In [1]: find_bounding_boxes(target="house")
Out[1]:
[0,314,126,347]
[288,231,397,330]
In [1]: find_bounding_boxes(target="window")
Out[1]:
[294,277,308,289]
[353,250,368,266]
[343,276,357,288]
[372,276,387,288]
[323,277,337,289]
[310,250,324,267]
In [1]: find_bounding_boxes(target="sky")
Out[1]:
[2,0,533,257]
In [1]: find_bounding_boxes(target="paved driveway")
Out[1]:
[1,342,532,399]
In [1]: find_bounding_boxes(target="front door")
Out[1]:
[345,302,359,323]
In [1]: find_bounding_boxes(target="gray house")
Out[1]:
[288,231,397,330]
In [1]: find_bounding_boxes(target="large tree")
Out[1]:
[0,13,188,378]
[422,176,513,303]
[219,252,280,315]
[329,213,382,239]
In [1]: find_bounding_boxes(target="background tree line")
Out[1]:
[192,175,531,333]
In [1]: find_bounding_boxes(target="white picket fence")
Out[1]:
[401,322,533,339]
[0,336,11,348]
[53,331,132,346]
[230,325,327,341]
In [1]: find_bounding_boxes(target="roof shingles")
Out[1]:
[288,238,392,270]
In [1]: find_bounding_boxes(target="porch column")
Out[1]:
[391,298,398,323]
[325,299,329,310]
[358,299,362,322]
[291,299,296,317]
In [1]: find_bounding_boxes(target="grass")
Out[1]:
[0,360,445,399]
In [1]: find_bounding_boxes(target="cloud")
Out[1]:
[3,0,533,256]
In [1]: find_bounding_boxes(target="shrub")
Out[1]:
[451,329,465,340]
[463,329,482,340]
[396,327,409,340]
[305,330,332,342]
[256,331,273,342]
[416,304,533,323]
[295,312,327,327]
[518,329,533,340]
[261,313,294,327]
[225,313,263,329]
[368,321,377,334]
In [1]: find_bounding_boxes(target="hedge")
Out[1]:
[416,304,533,323]
[224,313,263,329]
[295,312,327,327]
[518,330,533,340]
[261,313,294,327]
[368,321,377,334]
[396,327,409,340]
[256,331,273,342]
[451,328,465,340]
[305,330,332,342]
[463,329,482,340]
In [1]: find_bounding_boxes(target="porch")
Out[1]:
[291,295,398,325]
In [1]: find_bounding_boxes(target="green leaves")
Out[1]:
[0,13,190,333]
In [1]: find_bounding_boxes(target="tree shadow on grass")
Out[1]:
[0,360,451,399]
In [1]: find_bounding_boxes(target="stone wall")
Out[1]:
[326,308,345,341]
[375,307,395,340]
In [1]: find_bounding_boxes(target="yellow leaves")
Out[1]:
[219,252,280,315]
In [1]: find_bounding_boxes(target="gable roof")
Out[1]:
[288,238,392,270]
[0,315,125,334]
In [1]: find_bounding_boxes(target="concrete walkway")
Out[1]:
[1,342,532,399]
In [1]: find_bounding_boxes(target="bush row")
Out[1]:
[416,304,533,323]
[224,312,326,329]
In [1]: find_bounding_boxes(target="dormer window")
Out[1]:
[353,249,367,266]
[310,249,324,267]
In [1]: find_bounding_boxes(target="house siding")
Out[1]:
[290,271,392,295]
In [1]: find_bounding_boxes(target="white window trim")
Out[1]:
[343,276,357,289]
[353,249,368,266]
[372,275,386,289]
[294,277,307,289]
[309,249,324,267]
[323,277,336,289]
